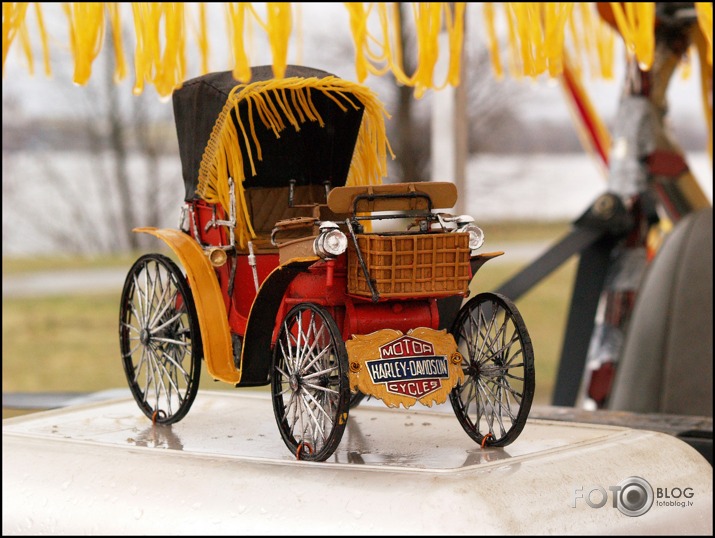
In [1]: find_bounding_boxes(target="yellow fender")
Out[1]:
[133,227,240,384]
[470,251,504,276]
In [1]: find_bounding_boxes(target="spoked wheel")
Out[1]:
[450,292,535,447]
[119,253,202,425]
[271,303,350,461]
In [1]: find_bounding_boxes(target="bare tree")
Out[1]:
[462,45,531,154]
[390,2,431,182]
[2,22,179,257]
[302,4,533,182]
[2,4,539,257]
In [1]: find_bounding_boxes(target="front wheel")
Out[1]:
[271,303,350,461]
[450,292,535,447]
[119,253,202,424]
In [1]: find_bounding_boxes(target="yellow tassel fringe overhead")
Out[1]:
[4,3,712,98]
[131,3,186,97]
[346,2,466,98]
[607,2,656,70]
[695,2,713,66]
[3,3,31,76]
[196,76,394,248]
[64,2,105,85]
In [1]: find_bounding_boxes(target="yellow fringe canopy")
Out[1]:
[695,3,713,66]
[131,3,186,97]
[2,2,712,162]
[64,2,105,85]
[346,2,465,99]
[4,3,712,97]
[195,75,393,248]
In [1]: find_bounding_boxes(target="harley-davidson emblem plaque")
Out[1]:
[346,327,464,408]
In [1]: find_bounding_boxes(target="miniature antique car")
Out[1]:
[119,66,535,461]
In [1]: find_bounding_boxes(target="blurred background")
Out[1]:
[3,3,712,416]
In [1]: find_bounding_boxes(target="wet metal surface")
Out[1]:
[3,391,713,534]
[4,390,620,468]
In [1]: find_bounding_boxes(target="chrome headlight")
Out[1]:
[462,223,485,250]
[452,215,484,251]
[313,221,348,258]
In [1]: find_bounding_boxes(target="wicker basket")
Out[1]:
[347,232,471,298]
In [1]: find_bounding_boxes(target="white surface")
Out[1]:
[3,391,713,535]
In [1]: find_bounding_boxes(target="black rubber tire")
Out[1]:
[271,303,350,461]
[450,292,535,447]
[119,253,202,424]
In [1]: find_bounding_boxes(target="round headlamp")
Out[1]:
[452,216,484,251]
[314,222,348,258]
[462,223,485,250]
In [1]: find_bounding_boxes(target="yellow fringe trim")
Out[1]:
[64,2,105,86]
[3,3,713,93]
[2,2,53,78]
[195,76,394,248]
[695,2,712,67]
[18,6,34,75]
[225,3,251,84]
[692,19,713,160]
[2,4,26,76]
[107,3,127,82]
[131,2,186,98]
[346,2,465,99]
[195,3,210,75]
[593,5,616,80]
[483,3,503,80]
[1,3,711,160]
[33,2,51,76]
[608,2,655,70]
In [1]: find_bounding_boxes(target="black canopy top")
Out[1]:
[172,66,366,201]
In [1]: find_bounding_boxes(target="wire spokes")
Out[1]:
[450,292,535,447]
[120,254,201,425]
[272,303,349,461]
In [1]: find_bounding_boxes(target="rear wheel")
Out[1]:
[119,253,202,424]
[271,303,350,461]
[450,292,535,447]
